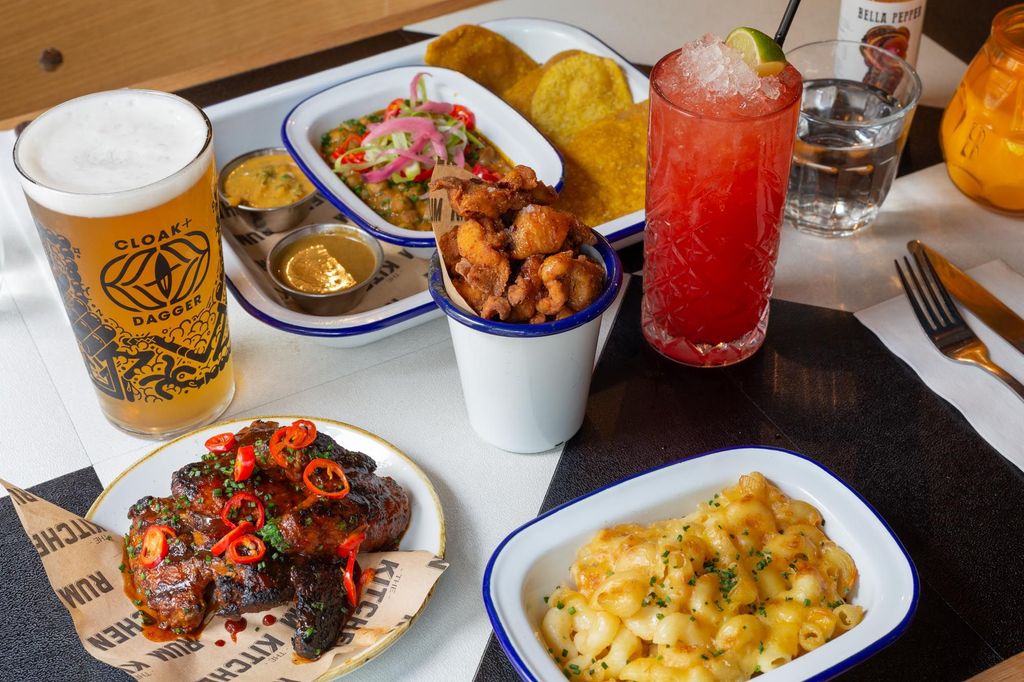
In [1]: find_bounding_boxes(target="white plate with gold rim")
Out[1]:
[87,415,445,680]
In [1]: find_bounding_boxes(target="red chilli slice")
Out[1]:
[139,524,176,569]
[226,535,266,565]
[205,432,237,454]
[303,458,350,500]
[220,492,265,530]
[211,521,254,557]
[233,445,256,482]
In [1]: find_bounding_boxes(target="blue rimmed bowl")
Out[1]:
[429,232,622,452]
[483,446,919,681]
[282,65,564,259]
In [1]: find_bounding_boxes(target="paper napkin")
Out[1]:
[857,260,1024,471]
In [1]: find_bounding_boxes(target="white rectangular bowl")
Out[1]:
[483,446,919,681]
[283,65,564,258]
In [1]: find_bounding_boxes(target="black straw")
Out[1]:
[774,0,802,46]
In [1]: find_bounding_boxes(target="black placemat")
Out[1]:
[474,280,1018,682]
[0,467,131,681]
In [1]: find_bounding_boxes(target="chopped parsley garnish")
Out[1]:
[755,553,773,572]
[714,566,738,595]
[257,518,291,554]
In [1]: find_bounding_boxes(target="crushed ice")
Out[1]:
[674,33,783,101]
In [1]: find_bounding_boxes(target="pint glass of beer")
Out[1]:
[13,90,234,438]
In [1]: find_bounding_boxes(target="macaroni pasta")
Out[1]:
[540,472,864,681]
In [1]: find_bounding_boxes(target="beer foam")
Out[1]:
[14,90,211,218]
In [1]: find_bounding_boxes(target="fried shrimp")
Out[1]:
[455,219,510,296]
[431,165,557,220]
[536,251,574,316]
[432,165,604,324]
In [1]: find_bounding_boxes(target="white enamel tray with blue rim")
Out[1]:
[282,65,564,259]
[483,447,919,682]
[208,18,648,347]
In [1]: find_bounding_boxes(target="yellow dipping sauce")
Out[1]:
[275,232,377,294]
[224,153,314,208]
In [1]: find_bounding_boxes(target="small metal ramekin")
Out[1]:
[267,223,384,316]
[218,147,317,233]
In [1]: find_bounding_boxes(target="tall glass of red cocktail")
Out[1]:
[643,35,802,366]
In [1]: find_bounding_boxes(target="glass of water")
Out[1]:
[784,40,921,237]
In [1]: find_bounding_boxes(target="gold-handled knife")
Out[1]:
[909,240,1024,354]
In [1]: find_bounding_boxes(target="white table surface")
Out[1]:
[0,1,1002,681]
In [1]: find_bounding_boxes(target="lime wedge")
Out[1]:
[725,27,787,77]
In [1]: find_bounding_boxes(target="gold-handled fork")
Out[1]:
[895,248,1024,401]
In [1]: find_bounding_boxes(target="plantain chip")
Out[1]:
[530,53,634,145]
[424,25,538,96]
[502,50,585,117]
[556,100,650,226]
[424,26,646,226]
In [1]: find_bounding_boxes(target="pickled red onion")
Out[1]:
[363,118,448,160]
[409,72,429,103]
[339,73,486,182]
[362,156,415,183]
[397,150,434,165]
[415,101,454,115]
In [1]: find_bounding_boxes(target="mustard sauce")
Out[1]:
[224,153,314,208]
[275,233,377,294]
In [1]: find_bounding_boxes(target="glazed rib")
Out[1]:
[123,419,410,657]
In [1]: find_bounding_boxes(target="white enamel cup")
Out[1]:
[428,234,623,453]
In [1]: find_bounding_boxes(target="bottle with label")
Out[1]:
[837,0,927,66]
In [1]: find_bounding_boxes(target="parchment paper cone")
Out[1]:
[0,478,447,681]
[427,163,477,313]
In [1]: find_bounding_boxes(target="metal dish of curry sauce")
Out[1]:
[319,73,512,231]
[223,152,315,209]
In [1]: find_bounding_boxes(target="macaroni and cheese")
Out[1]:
[540,472,864,681]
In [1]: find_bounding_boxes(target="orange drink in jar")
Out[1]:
[940,4,1024,214]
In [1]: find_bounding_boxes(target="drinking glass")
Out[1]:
[784,40,921,237]
[13,90,234,438]
[643,48,802,367]
[941,4,1024,214]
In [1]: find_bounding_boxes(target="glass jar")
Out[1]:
[940,4,1024,214]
